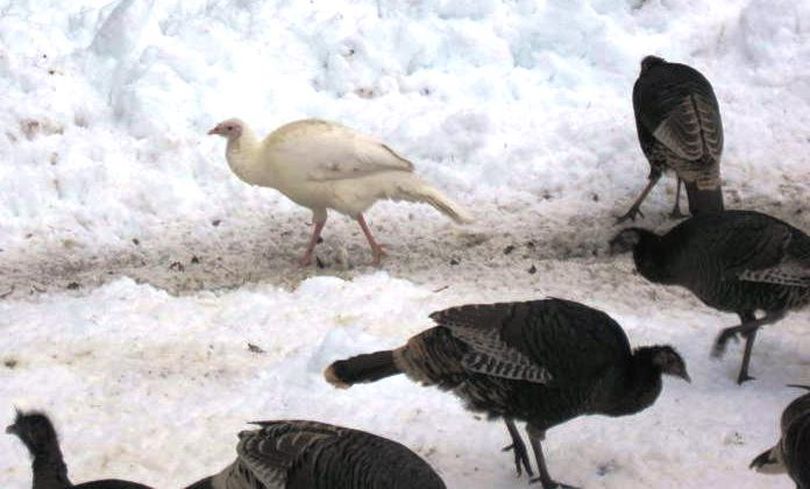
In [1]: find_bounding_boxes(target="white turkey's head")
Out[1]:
[208,118,245,140]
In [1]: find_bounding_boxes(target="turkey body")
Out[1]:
[209,118,471,265]
[325,298,689,489]
[242,121,438,217]
[611,210,810,383]
[620,55,724,222]
[392,300,660,423]
[185,420,445,489]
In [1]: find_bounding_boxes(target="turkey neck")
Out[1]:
[632,233,677,284]
[225,127,273,187]
[30,446,71,489]
[603,349,663,416]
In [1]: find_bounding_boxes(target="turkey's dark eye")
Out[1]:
[226,126,233,130]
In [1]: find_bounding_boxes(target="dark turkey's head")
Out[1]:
[650,346,690,382]
[609,228,647,254]
[208,118,244,139]
[6,409,60,456]
[610,227,674,284]
[640,55,666,75]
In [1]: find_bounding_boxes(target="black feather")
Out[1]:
[326,298,688,487]
[184,420,445,489]
[613,209,809,383]
[624,56,725,219]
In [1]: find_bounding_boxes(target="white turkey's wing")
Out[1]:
[266,122,414,182]
[305,132,414,182]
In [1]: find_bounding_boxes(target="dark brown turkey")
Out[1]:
[184,420,445,489]
[618,55,724,223]
[6,410,153,489]
[610,210,810,384]
[324,298,690,489]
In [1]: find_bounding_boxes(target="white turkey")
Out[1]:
[208,118,472,266]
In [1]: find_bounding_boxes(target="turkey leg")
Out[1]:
[503,417,534,477]
[526,423,578,488]
[711,310,787,384]
[299,219,326,267]
[356,214,387,265]
[616,171,662,224]
[670,177,688,219]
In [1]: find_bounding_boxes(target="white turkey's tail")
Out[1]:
[393,176,473,224]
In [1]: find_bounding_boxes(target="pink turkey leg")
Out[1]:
[299,219,326,267]
[356,214,386,265]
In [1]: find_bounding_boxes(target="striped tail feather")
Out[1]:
[324,351,401,388]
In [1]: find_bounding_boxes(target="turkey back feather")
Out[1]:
[191,421,446,489]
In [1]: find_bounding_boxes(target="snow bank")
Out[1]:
[0,0,806,254]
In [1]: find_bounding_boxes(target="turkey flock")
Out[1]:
[7,51,809,489]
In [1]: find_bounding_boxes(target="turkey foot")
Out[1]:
[529,477,580,489]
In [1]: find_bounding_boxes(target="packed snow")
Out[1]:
[0,0,808,488]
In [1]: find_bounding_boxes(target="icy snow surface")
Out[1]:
[0,0,808,488]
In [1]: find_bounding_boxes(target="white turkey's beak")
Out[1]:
[207,126,220,136]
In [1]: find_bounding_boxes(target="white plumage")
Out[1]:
[208,118,471,265]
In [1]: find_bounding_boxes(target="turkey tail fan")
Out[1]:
[395,178,473,225]
[324,350,401,388]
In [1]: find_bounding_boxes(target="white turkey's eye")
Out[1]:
[226,126,233,130]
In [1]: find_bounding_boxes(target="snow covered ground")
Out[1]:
[0,0,808,488]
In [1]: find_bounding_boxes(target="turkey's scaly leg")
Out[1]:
[712,310,787,384]
[356,214,386,265]
[503,417,534,477]
[527,424,578,488]
[299,219,327,267]
[616,171,662,224]
[670,177,688,219]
